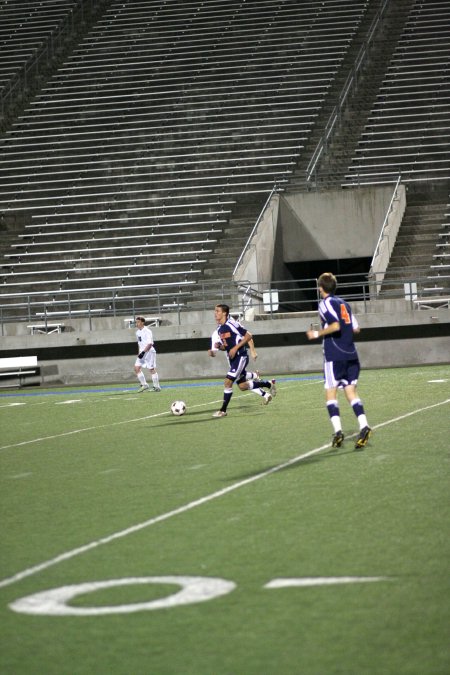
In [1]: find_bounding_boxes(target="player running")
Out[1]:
[210,304,276,418]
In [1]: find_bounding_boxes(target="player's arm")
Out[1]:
[208,328,226,357]
[306,321,340,340]
[138,329,154,357]
[249,337,257,360]
[229,330,253,358]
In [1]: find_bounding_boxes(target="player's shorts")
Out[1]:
[324,358,360,389]
[227,354,249,384]
[135,348,157,370]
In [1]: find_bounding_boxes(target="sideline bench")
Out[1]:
[27,323,64,335]
[414,297,450,310]
[0,356,40,388]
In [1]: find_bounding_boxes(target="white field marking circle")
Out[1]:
[265,577,390,588]
[0,397,448,591]
[9,576,236,616]
[9,576,390,616]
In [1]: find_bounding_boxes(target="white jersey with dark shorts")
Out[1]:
[135,325,157,369]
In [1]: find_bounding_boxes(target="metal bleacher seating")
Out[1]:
[0,0,86,124]
[343,0,450,186]
[0,0,371,319]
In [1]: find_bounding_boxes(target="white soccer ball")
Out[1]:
[171,400,186,416]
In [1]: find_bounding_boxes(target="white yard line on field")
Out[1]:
[0,380,313,452]
[0,397,448,591]
[0,402,221,452]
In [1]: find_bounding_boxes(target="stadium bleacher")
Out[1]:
[0,0,449,321]
[344,0,450,186]
[0,0,370,318]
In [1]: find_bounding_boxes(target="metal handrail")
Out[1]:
[1,267,447,331]
[369,174,402,274]
[305,0,389,183]
[232,183,279,277]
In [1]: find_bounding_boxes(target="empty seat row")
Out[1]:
[343,0,450,186]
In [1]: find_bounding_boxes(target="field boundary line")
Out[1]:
[0,381,309,452]
[0,397,448,590]
[0,404,223,452]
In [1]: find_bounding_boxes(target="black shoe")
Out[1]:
[332,431,344,448]
[355,426,371,449]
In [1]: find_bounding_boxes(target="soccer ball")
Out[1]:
[171,400,186,416]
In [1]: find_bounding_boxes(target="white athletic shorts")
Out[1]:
[135,348,157,370]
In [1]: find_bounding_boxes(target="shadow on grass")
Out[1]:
[224,446,367,482]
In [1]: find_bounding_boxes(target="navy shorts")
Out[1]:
[226,354,249,384]
[324,359,360,389]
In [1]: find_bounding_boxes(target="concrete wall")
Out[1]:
[279,185,396,261]
[1,305,448,386]
[233,193,279,286]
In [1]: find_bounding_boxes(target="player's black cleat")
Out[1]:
[331,431,344,448]
[355,426,372,449]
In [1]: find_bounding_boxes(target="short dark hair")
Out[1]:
[135,316,146,323]
[318,273,337,294]
[215,303,230,317]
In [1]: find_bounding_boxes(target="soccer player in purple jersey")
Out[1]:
[210,304,276,418]
[306,273,371,449]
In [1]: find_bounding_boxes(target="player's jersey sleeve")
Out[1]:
[319,297,340,327]
[210,328,222,351]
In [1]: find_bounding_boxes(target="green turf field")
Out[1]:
[0,365,449,674]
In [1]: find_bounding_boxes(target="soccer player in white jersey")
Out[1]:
[306,273,371,449]
[134,316,161,392]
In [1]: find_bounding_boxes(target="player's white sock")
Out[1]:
[247,382,264,396]
[330,416,342,433]
[137,372,147,385]
[152,373,160,388]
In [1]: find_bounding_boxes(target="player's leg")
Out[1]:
[239,378,273,404]
[343,364,371,448]
[324,361,344,447]
[146,351,161,391]
[250,376,276,397]
[237,353,272,404]
[134,360,149,391]
[213,376,234,417]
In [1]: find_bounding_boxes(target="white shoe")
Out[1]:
[137,384,149,393]
[152,386,161,392]
[212,410,227,417]
[263,393,272,405]
[270,379,277,397]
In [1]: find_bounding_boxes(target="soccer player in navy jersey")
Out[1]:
[210,304,276,418]
[209,326,260,380]
[306,273,371,449]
